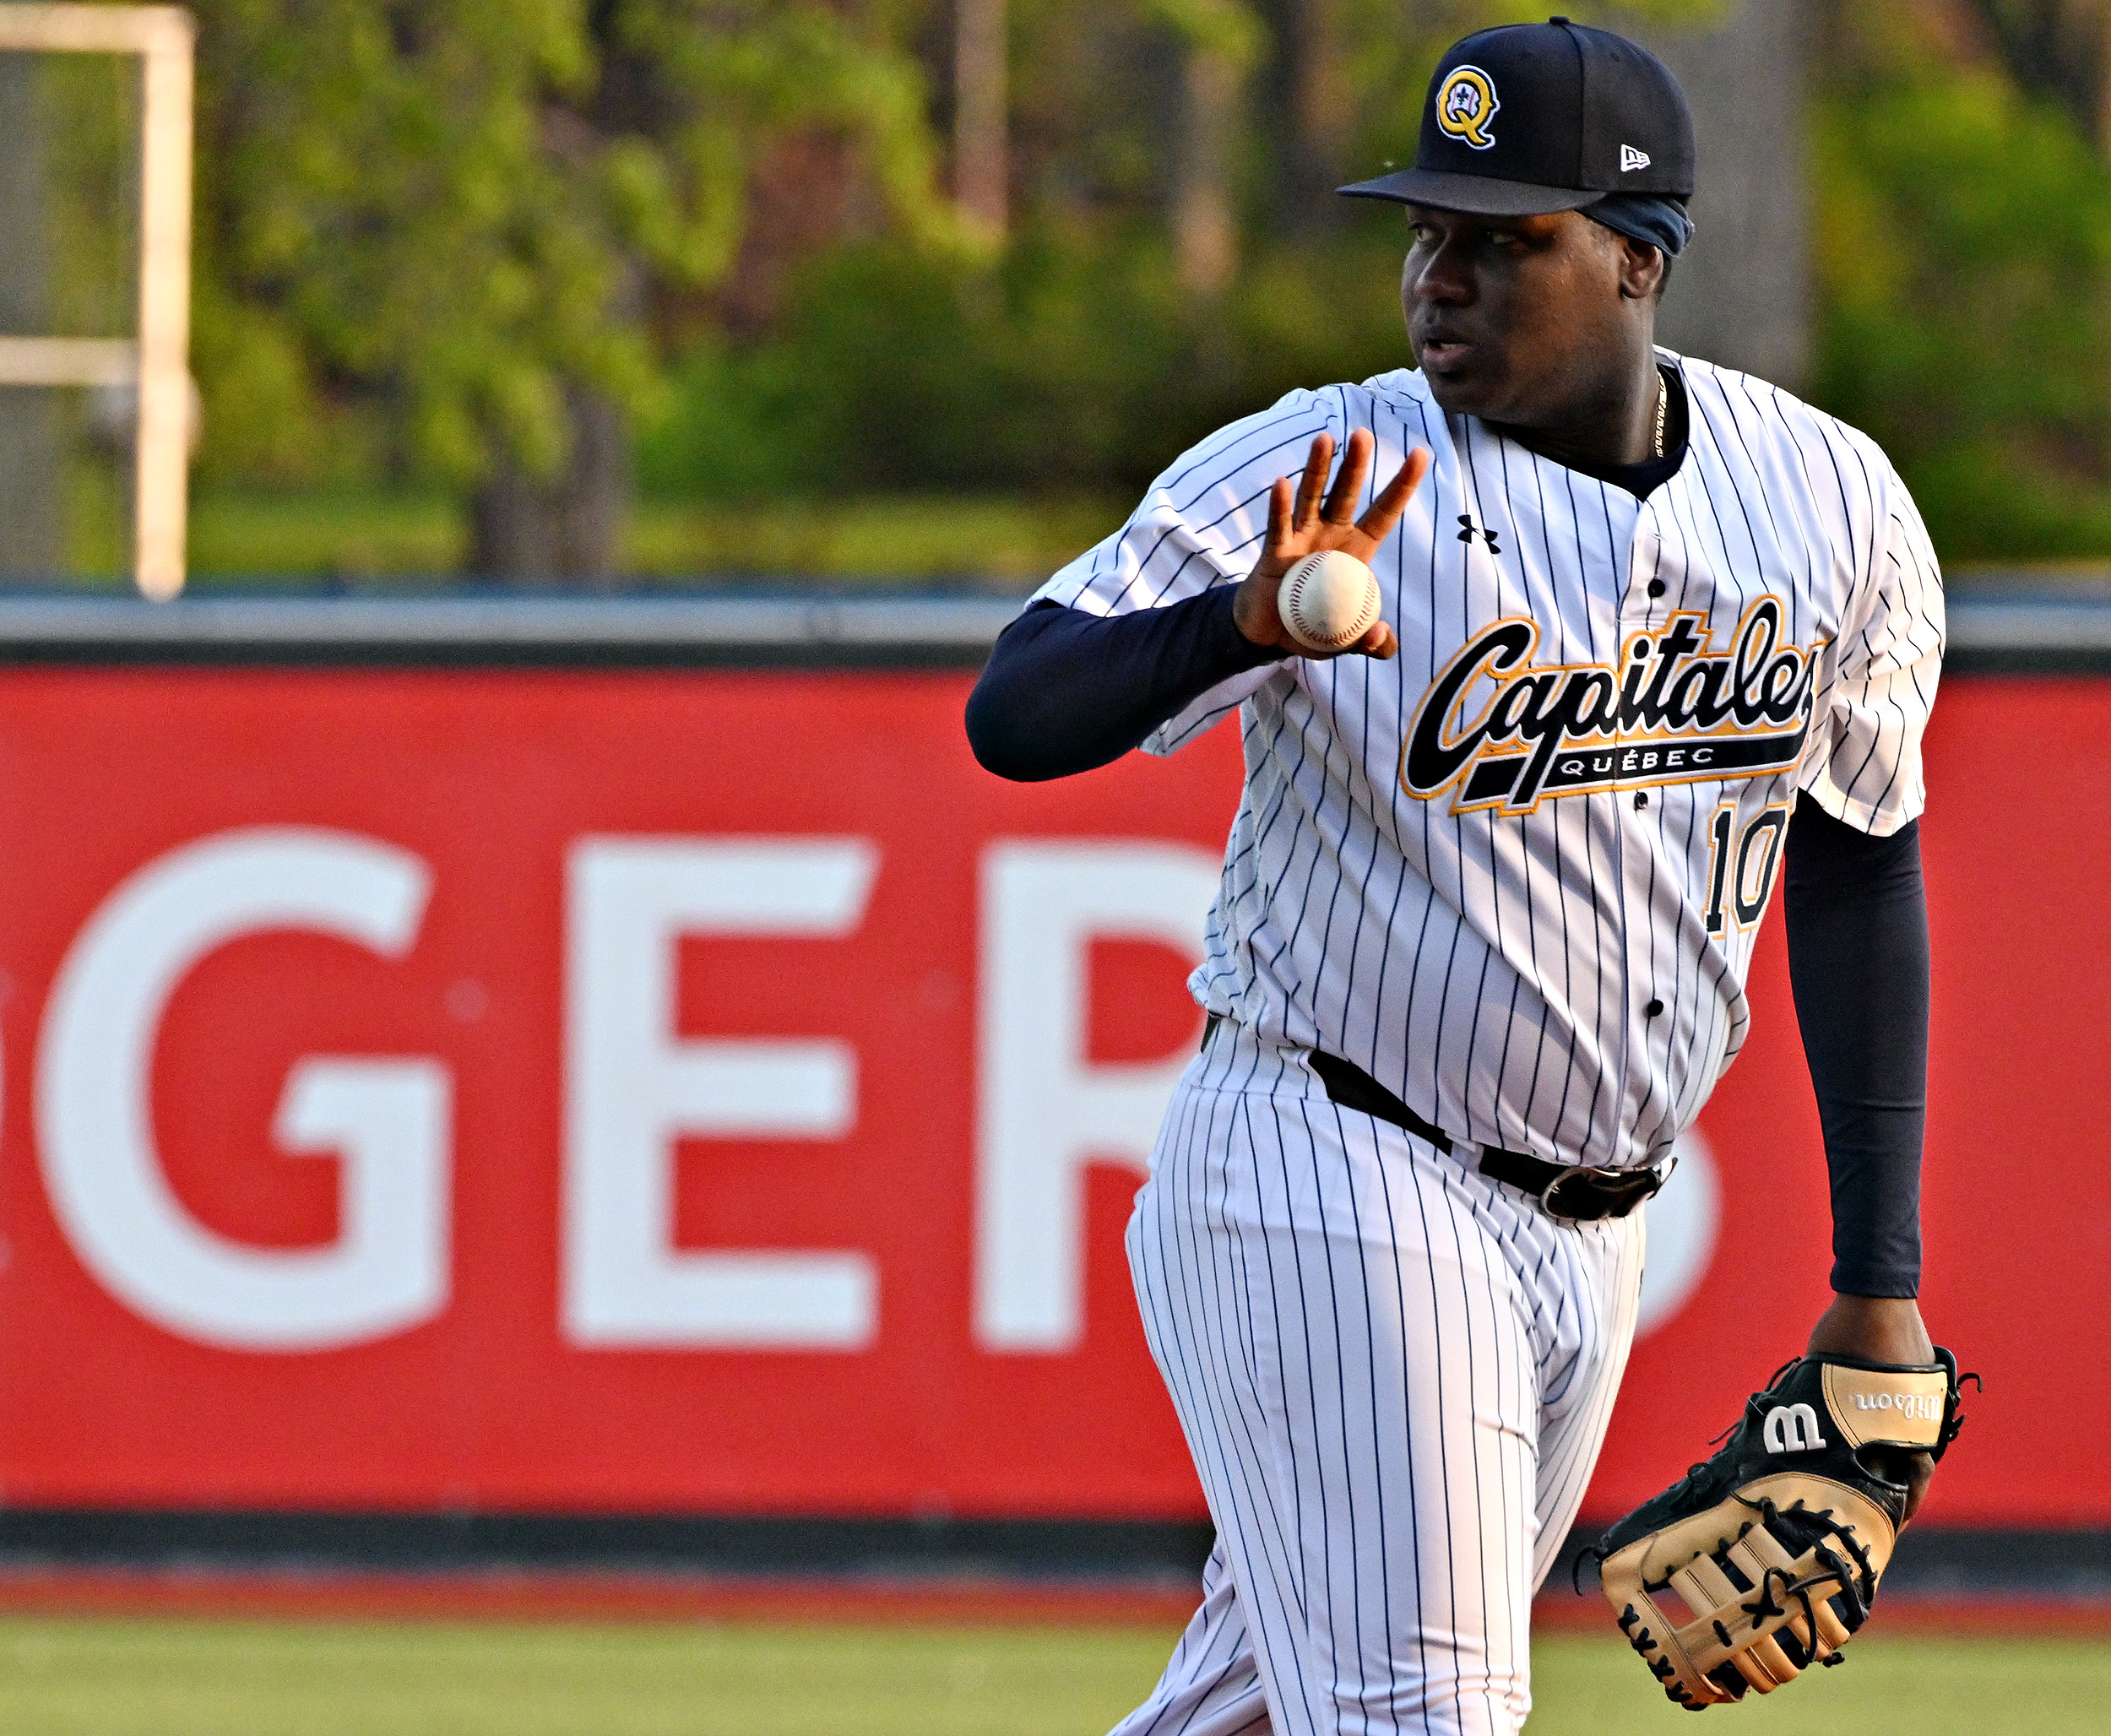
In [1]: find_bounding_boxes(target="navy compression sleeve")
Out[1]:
[964,590,1283,782]
[1783,795,1929,1298]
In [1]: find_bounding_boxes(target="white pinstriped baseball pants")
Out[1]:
[1110,1021,1646,1736]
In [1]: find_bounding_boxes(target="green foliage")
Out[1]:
[1136,0,1265,68]
[187,1,947,492]
[180,0,1730,504]
[636,220,1416,502]
[622,0,1728,514]
[1813,55,2111,558]
[39,50,138,340]
[642,233,1193,496]
[160,0,2111,570]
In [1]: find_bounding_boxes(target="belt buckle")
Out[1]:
[1538,1156,1673,1222]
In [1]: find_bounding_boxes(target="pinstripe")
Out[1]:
[1069,353,1940,1735]
[1113,1021,1648,1736]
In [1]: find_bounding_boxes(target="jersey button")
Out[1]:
[1647,578,1666,598]
[1633,791,1648,810]
[1645,998,1665,1018]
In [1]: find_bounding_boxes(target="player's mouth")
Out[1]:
[1414,328,1477,373]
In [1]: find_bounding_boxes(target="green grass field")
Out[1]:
[0,1616,2097,1734]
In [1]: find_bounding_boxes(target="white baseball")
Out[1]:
[1279,550,1381,653]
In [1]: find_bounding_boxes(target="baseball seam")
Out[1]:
[1285,556,1371,649]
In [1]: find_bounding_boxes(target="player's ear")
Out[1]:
[1618,235,1667,302]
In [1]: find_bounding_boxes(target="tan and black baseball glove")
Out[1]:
[1588,1349,1971,1709]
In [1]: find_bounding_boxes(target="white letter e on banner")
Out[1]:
[562,838,880,1350]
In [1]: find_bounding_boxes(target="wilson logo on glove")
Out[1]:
[1761,1403,1827,1454]
[1850,1391,1942,1420]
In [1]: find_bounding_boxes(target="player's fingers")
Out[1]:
[1294,435,1334,531]
[1322,426,1373,524]
[1357,621,1398,661]
[1900,1450,1935,1527]
[1359,446,1433,543]
[1265,475,1296,560]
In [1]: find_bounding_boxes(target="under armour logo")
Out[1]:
[1762,1402,1828,1455]
[1457,515,1502,556]
[1620,144,1651,172]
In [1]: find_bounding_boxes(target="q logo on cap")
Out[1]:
[1435,65,1500,150]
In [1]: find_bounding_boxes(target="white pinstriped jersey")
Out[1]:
[1033,352,1943,1169]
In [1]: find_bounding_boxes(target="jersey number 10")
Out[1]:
[1704,802,1791,935]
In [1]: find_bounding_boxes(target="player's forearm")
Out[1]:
[1783,795,1929,1299]
[963,589,1283,781]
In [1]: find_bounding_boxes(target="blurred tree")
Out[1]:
[1609,0,1810,386]
[190,0,947,581]
[1150,0,1263,295]
[1963,1,2106,141]
[1817,0,2111,556]
[177,0,1929,580]
[1270,0,1348,233]
[635,0,1729,510]
[954,0,1008,235]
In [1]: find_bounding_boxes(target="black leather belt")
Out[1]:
[1202,1016,1664,1222]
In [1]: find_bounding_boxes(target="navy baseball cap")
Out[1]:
[1339,17,1695,217]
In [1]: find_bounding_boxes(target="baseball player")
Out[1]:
[967,19,1948,1733]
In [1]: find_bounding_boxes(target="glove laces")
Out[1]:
[1728,1494,1878,1667]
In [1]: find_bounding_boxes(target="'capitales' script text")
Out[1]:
[1401,599,1822,814]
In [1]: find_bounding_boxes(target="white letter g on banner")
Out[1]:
[35,828,449,1352]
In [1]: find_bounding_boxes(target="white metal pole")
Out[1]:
[133,10,193,599]
[0,6,195,599]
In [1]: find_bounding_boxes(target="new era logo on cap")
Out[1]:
[1620,144,1651,172]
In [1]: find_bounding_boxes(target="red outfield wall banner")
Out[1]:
[0,668,2094,1525]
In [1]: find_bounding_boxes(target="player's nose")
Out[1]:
[1403,236,1475,307]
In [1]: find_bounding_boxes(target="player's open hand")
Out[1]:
[1233,428,1431,660]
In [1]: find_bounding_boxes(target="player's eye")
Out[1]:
[1408,222,1440,245]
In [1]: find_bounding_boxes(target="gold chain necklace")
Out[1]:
[1652,373,1668,459]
